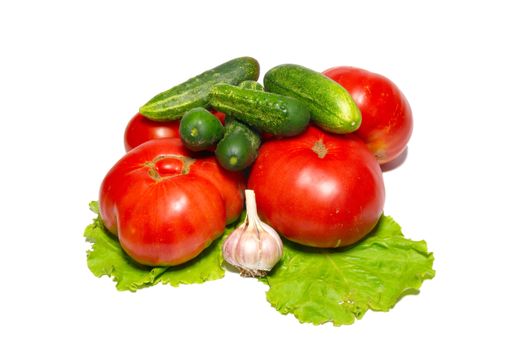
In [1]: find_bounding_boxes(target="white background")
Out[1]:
[1,0,522,348]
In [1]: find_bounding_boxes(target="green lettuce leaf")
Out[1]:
[262,216,435,326]
[84,201,239,292]
[84,202,434,325]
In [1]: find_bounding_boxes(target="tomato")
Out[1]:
[248,126,385,248]
[99,138,245,266]
[124,113,181,152]
[323,66,413,165]
[124,111,226,152]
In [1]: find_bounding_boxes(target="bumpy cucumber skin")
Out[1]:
[238,80,264,91]
[223,118,261,149]
[209,83,310,137]
[140,57,260,121]
[263,64,361,134]
[215,119,261,171]
[179,107,224,152]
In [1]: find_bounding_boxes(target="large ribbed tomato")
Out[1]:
[99,138,245,266]
[323,66,413,165]
[248,126,385,248]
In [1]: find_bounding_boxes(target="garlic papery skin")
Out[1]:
[222,189,283,277]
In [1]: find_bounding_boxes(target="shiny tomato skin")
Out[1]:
[124,111,225,152]
[189,156,245,224]
[248,126,385,248]
[323,67,413,165]
[99,138,244,266]
[124,113,181,152]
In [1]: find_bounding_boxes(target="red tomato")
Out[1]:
[124,111,225,152]
[248,126,385,248]
[124,113,181,152]
[99,138,245,266]
[323,67,413,165]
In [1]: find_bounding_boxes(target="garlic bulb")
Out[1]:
[222,189,283,277]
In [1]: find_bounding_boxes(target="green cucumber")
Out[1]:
[215,118,261,171]
[263,64,361,134]
[209,83,310,137]
[238,80,264,91]
[140,57,260,121]
[179,107,224,152]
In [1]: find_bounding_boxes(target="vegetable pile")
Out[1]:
[85,56,434,326]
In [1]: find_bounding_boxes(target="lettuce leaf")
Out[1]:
[84,201,238,292]
[84,202,434,326]
[262,216,435,326]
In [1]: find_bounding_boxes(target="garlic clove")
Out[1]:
[236,230,263,270]
[222,189,283,277]
[222,221,244,267]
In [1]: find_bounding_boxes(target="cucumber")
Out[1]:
[140,57,260,121]
[209,83,310,137]
[238,80,264,91]
[215,118,261,171]
[263,64,361,134]
[179,107,224,152]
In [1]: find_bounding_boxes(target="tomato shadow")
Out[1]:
[380,147,408,172]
